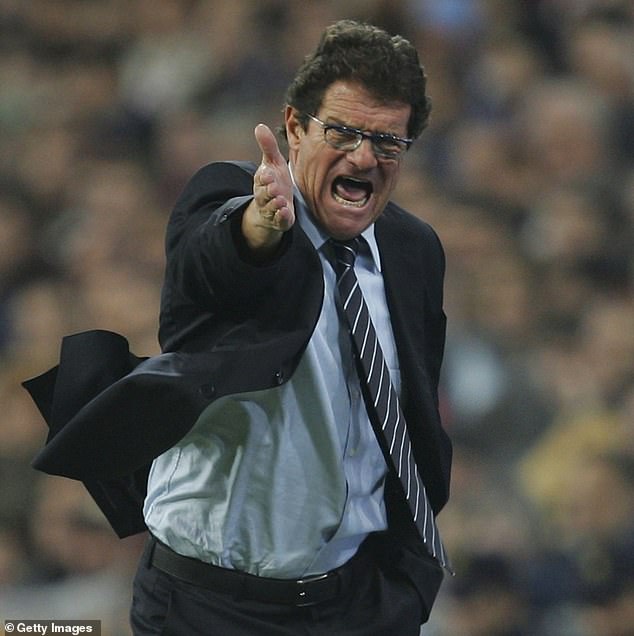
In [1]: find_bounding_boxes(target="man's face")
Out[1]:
[286,80,411,240]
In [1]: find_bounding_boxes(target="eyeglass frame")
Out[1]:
[303,112,413,160]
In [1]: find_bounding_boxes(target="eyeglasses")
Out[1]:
[304,113,412,160]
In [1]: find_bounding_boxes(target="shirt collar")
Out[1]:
[290,164,383,272]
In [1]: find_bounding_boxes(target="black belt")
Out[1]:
[149,537,357,607]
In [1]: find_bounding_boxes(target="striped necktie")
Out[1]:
[332,238,450,570]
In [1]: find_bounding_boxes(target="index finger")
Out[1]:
[254,123,285,168]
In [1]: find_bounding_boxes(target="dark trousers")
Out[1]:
[129,535,443,635]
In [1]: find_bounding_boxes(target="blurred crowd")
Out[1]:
[0,1,632,634]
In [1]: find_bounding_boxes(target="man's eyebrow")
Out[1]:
[322,116,402,138]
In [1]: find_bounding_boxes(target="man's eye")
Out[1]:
[377,139,401,152]
[327,127,359,145]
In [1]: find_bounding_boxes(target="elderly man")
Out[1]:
[25,20,452,635]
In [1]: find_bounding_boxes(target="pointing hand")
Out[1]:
[241,124,295,256]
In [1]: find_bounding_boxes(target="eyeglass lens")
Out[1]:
[325,127,406,157]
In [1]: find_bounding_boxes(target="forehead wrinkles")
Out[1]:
[319,82,410,136]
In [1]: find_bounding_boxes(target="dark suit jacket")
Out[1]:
[24,161,451,548]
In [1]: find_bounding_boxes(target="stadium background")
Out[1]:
[0,1,632,634]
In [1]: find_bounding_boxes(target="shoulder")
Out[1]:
[187,160,257,188]
[172,161,257,216]
[377,201,445,266]
[164,161,257,249]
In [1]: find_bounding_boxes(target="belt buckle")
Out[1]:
[295,573,330,607]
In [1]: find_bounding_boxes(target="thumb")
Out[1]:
[254,123,285,167]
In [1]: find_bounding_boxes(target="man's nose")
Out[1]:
[346,138,378,169]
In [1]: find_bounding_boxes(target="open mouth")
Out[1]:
[332,176,373,208]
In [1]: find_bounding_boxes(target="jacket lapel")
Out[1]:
[374,209,432,395]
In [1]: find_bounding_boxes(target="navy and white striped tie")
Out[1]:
[332,238,450,570]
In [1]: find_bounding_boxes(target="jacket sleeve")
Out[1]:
[158,161,296,352]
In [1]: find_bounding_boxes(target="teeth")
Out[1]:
[333,192,368,207]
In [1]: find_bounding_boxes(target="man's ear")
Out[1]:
[285,106,303,151]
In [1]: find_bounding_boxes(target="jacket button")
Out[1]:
[274,370,284,385]
[199,383,216,399]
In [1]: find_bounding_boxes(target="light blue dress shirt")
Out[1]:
[144,187,402,579]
